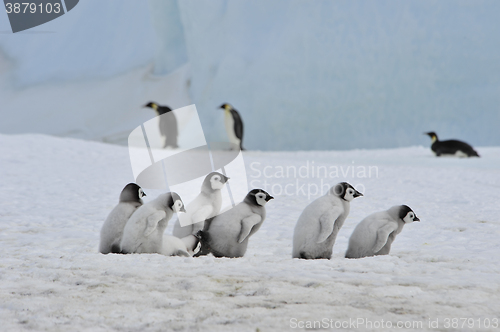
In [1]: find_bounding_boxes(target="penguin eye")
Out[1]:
[348,189,353,194]
[409,213,414,218]
[213,176,220,181]
[138,189,143,197]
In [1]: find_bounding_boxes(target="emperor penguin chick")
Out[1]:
[292,182,363,259]
[120,192,185,254]
[172,172,229,239]
[196,189,273,258]
[345,205,420,259]
[99,183,146,254]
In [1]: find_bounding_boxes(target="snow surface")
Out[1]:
[1,134,499,331]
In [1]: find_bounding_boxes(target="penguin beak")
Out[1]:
[353,191,363,198]
[180,206,186,213]
[224,176,230,183]
[265,195,274,201]
[413,216,420,222]
[142,192,147,197]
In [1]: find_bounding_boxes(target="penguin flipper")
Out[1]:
[231,109,244,141]
[316,207,342,243]
[238,214,262,243]
[372,224,398,253]
[144,211,167,237]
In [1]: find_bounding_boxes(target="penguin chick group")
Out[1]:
[99,184,194,256]
[99,177,273,259]
[100,181,418,260]
[292,182,420,260]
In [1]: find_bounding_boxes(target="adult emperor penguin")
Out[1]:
[195,189,273,258]
[425,132,479,157]
[219,103,244,150]
[172,172,230,239]
[345,205,420,259]
[99,183,146,254]
[292,182,363,259]
[144,102,179,149]
[120,192,185,254]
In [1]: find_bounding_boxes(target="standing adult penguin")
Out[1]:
[219,103,244,150]
[120,192,185,254]
[345,205,420,259]
[172,172,229,239]
[144,102,179,148]
[425,132,479,157]
[292,182,363,259]
[99,183,146,254]
[195,189,273,258]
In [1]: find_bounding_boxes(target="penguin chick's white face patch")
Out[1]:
[403,211,416,223]
[256,193,268,206]
[138,188,145,198]
[343,188,356,202]
[173,200,184,213]
[210,175,224,190]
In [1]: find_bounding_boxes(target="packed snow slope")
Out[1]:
[1,134,499,331]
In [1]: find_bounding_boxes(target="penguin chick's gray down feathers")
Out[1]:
[120,192,185,254]
[292,182,363,259]
[172,172,229,239]
[195,189,273,258]
[345,205,419,259]
[99,183,145,254]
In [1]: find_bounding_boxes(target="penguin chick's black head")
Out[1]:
[219,103,231,110]
[168,192,186,213]
[399,205,420,222]
[332,182,363,201]
[425,132,438,140]
[119,183,145,203]
[245,189,274,206]
[203,172,230,191]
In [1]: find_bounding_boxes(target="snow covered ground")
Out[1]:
[1,134,499,331]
